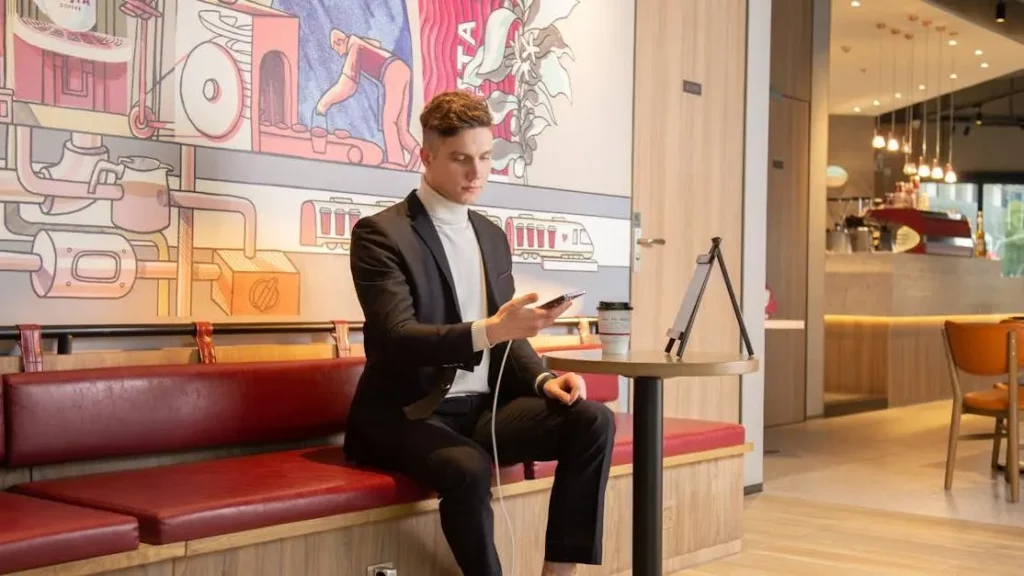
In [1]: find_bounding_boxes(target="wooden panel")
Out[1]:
[770,0,813,101]
[825,315,1005,407]
[632,0,747,422]
[765,329,807,427]
[767,97,809,319]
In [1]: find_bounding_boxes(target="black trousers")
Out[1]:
[355,393,615,575]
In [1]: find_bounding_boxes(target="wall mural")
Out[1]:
[0,0,634,325]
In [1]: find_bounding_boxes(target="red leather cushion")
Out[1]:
[2,358,364,467]
[0,379,5,464]
[530,414,745,478]
[0,492,139,573]
[13,447,525,545]
[535,343,619,402]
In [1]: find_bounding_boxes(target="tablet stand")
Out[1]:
[664,237,755,359]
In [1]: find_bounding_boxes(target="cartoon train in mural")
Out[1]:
[299,197,395,251]
[299,199,596,268]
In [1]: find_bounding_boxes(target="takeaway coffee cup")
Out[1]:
[34,0,97,32]
[597,301,632,355]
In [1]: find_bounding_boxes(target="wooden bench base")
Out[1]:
[10,445,748,576]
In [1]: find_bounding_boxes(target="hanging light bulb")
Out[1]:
[903,158,918,175]
[872,131,886,148]
[918,157,930,178]
[931,159,944,180]
[887,133,900,151]
[944,163,957,183]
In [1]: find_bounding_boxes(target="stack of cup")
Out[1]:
[597,301,632,355]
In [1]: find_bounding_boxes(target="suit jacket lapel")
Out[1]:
[407,191,462,318]
[469,210,503,316]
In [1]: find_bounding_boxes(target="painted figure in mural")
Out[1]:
[344,90,613,576]
[314,29,421,170]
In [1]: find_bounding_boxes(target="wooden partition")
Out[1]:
[763,0,814,427]
[631,0,748,423]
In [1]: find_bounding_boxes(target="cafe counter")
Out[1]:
[825,253,1024,406]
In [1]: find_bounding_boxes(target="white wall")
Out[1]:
[742,0,771,489]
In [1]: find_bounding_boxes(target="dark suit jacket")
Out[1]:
[343,190,550,456]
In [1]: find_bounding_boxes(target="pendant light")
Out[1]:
[917,22,932,178]
[944,33,958,183]
[902,28,918,175]
[872,23,887,149]
[887,27,901,151]
[931,27,945,181]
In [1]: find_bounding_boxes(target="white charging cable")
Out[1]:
[491,342,516,576]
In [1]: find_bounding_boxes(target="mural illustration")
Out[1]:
[0,0,634,325]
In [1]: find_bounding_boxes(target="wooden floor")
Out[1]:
[684,493,1024,575]
[682,400,1024,574]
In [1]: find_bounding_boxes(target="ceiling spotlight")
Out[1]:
[981,62,990,68]
[896,92,903,99]
[854,106,862,112]
[948,39,958,46]
[950,73,958,79]
[975,49,984,55]
[851,0,861,6]
[873,99,881,106]
[918,84,926,90]
[997,0,1006,23]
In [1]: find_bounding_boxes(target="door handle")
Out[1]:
[636,238,665,247]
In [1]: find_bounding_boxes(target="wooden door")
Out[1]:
[631,0,748,421]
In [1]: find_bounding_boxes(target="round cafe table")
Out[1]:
[543,348,759,576]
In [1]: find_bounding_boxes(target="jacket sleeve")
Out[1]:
[493,237,555,397]
[350,217,480,368]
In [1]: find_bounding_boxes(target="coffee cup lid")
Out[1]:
[598,301,632,310]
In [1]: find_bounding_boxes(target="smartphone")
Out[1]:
[538,289,587,310]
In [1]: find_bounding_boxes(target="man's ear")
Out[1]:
[420,145,432,169]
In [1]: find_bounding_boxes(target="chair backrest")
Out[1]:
[943,321,1024,397]
[2,357,365,468]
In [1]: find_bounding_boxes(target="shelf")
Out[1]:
[764,319,806,330]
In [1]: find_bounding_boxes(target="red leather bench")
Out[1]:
[529,415,746,478]
[2,358,525,546]
[0,492,139,574]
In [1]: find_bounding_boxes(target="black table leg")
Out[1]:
[633,375,663,575]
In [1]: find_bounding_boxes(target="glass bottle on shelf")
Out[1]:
[975,211,987,258]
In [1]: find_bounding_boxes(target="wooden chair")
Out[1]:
[942,321,1022,503]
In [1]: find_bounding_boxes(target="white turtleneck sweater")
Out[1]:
[416,178,493,397]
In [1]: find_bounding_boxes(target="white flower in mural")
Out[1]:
[460,0,581,184]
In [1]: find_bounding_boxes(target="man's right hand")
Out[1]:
[484,293,572,344]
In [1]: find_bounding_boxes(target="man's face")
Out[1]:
[420,126,493,205]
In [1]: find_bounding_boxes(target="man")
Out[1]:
[344,90,615,576]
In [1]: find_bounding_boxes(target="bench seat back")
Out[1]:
[2,358,364,468]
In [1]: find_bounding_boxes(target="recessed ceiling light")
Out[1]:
[981,62,990,68]
[975,49,984,56]
[895,92,903,99]
[918,84,926,90]
[949,73,958,79]
[854,106,862,112]
[851,0,861,6]
[948,39,958,46]
[873,99,881,106]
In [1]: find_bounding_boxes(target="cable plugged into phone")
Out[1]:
[492,342,516,575]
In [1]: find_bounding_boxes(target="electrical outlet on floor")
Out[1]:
[367,562,396,576]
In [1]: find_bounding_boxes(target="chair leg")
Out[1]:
[993,417,1005,470]
[1009,409,1020,503]
[945,404,962,490]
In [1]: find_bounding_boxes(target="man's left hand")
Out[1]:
[542,372,587,405]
